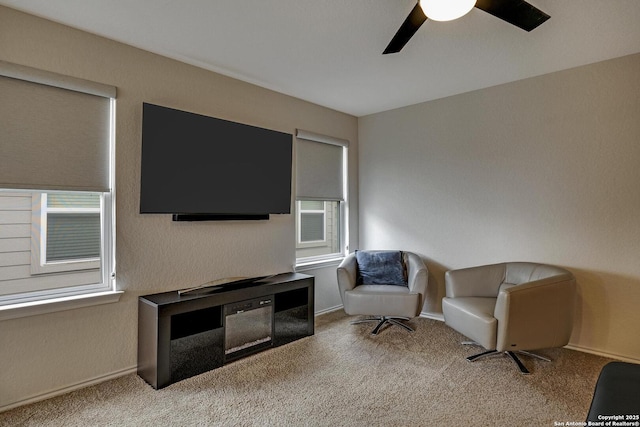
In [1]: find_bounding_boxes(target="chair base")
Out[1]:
[351,316,413,335]
[462,342,551,374]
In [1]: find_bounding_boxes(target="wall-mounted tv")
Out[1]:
[140,103,292,221]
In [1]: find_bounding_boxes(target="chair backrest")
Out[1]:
[444,263,506,298]
[504,262,573,285]
[446,262,574,297]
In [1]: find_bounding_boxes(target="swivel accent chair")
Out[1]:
[337,250,428,335]
[442,262,576,374]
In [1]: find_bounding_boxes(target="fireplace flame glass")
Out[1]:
[224,296,273,359]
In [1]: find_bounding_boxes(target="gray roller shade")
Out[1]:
[295,130,348,201]
[0,60,115,192]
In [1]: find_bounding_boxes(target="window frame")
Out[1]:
[297,200,328,246]
[0,186,116,310]
[294,132,349,266]
[295,198,347,267]
[0,101,116,304]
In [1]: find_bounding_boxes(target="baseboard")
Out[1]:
[314,305,343,316]
[564,344,640,364]
[315,305,445,321]
[420,312,444,321]
[0,365,137,413]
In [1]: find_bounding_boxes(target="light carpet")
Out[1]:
[0,311,612,426]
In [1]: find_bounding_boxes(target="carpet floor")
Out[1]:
[0,311,612,426]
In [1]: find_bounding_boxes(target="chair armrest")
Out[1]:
[445,263,506,298]
[337,253,358,301]
[494,274,576,351]
[405,252,428,302]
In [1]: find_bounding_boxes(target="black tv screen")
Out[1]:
[140,103,292,218]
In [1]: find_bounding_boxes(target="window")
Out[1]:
[0,60,117,310]
[43,193,101,262]
[30,192,102,275]
[296,200,341,258]
[298,201,327,243]
[295,130,348,264]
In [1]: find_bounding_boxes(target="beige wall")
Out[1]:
[359,53,640,361]
[0,6,358,409]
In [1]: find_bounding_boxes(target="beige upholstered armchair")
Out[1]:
[442,262,576,374]
[337,250,428,335]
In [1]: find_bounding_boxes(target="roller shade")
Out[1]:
[295,130,348,201]
[0,60,115,192]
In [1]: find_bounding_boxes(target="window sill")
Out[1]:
[295,256,345,272]
[0,290,123,321]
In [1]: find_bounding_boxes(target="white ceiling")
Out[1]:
[3,0,640,117]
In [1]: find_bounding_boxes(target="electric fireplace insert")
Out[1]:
[224,296,274,361]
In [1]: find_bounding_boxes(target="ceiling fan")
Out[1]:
[383,0,550,54]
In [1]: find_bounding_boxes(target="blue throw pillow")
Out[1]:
[355,250,407,286]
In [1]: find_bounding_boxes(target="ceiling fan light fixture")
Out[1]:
[419,0,477,22]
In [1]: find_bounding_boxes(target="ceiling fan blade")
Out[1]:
[383,2,428,54]
[475,0,550,31]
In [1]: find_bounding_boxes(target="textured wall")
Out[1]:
[0,6,357,409]
[359,53,640,361]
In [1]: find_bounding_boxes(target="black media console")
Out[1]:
[137,273,314,389]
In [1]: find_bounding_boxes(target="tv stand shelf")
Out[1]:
[137,273,314,389]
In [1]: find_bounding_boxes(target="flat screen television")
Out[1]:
[140,103,292,220]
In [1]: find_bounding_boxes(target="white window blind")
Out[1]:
[299,201,326,243]
[45,193,101,262]
[0,60,115,192]
[295,129,348,201]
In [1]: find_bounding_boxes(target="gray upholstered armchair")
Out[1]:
[337,250,428,335]
[442,262,576,374]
